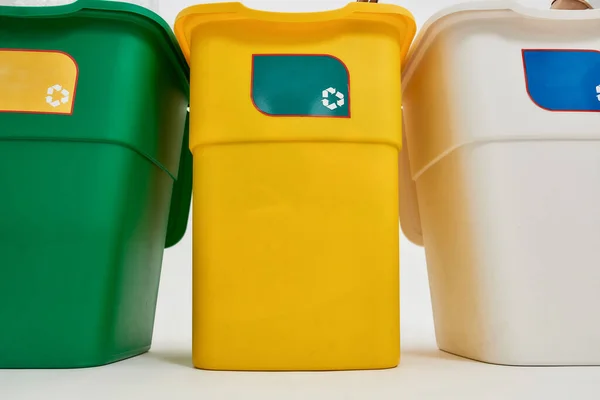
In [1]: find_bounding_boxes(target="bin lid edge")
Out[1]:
[0,0,190,93]
[174,2,416,65]
[402,0,600,90]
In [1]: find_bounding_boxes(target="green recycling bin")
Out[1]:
[0,0,192,368]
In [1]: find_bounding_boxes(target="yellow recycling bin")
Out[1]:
[175,2,415,371]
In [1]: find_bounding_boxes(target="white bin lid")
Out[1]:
[399,0,600,247]
[404,0,600,93]
[586,0,600,8]
[0,0,158,12]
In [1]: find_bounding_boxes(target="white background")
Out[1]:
[3,0,600,399]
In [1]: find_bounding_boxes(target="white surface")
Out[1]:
[2,0,600,398]
[401,1,600,365]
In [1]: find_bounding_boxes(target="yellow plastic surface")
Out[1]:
[176,2,415,371]
[0,49,78,114]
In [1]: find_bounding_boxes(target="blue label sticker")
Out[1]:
[523,49,600,112]
[251,54,350,118]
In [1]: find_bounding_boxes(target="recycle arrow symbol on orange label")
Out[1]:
[46,84,70,108]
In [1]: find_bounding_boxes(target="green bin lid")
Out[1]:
[0,0,192,248]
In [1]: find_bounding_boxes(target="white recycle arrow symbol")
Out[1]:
[322,87,345,111]
[46,84,70,108]
[596,84,600,102]
[61,89,70,104]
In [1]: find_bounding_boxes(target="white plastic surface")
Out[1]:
[0,0,158,12]
[401,0,600,366]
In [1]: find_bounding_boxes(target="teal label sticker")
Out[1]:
[251,54,350,118]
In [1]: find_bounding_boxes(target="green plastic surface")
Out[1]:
[0,0,192,368]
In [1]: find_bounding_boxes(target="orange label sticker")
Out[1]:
[0,49,78,115]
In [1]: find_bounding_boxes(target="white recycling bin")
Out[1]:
[400,0,600,366]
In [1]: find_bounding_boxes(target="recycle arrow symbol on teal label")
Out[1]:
[322,87,345,110]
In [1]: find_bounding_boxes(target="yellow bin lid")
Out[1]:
[174,2,415,66]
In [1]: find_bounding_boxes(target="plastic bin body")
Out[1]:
[400,1,600,366]
[0,0,191,368]
[0,0,158,9]
[175,2,415,371]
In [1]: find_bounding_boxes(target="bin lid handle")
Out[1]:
[165,112,193,248]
